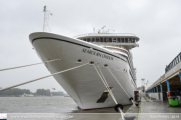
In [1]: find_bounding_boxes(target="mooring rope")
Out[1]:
[107,67,137,107]
[93,64,125,120]
[0,63,89,92]
[93,65,118,104]
[0,58,61,71]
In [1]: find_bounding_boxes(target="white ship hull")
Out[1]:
[29,32,136,110]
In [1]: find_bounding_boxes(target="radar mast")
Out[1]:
[43,6,52,32]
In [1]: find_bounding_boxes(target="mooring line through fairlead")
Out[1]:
[106,67,137,107]
[93,64,125,120]
[0,58,61,71]
[0,63,89,92]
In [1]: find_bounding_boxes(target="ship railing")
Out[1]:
[74,33,137,38]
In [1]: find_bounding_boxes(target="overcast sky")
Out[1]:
[0,0,181,93]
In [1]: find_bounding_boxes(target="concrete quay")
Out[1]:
[126,96,181,120]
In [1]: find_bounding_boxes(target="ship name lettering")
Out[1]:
[82,48,113,61]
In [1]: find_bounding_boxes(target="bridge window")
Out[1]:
[100,37,103,42]
[117,38,120,43]
[92,38,95,42]
[109,38,112,42]
[128,38,132,43]
[133,38,135,43]
[112,38,117,42]
[83,38,86,41]
[87,38,90,42]
[121,38,124,43]
[125,38,128,43]
[104,38,108,42]
[96,38,99,42]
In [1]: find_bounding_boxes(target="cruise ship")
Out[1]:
[29,30,139,110]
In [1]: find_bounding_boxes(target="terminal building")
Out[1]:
[145,52,181,100]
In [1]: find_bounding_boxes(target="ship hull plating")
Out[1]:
[29,32,135,110]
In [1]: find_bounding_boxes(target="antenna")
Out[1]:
[93,28,95,33]
[101,26,106,33]
[43,6,52,32]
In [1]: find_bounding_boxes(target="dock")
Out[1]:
[125,95,181,120]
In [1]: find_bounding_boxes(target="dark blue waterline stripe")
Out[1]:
[32,37,127,62]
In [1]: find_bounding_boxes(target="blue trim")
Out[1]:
[160,83,162,93]
[166,79,170,92]
[179,70,181,83]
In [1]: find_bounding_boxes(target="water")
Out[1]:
[0,96,132,120]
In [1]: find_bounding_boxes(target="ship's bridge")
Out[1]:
[74,33,139,49]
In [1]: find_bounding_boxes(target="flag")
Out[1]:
[52,88,55,90]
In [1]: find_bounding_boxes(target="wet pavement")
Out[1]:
[2,96,181,120]
[136,96,181,120]
[140,96,181,113]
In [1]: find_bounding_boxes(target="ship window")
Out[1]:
[128,38,132,43]
[117,38,120,43]
[104,38,108,42]
[83,38,86,41]
[121,38,124,43]
[133,38,135,43]
[125,38,128,43]
[87,38,90,42]
[96,38,99,42]
[109,38,112,42]
[112,38,117,42]
[92,38,95,42]
[100,37,103,42]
